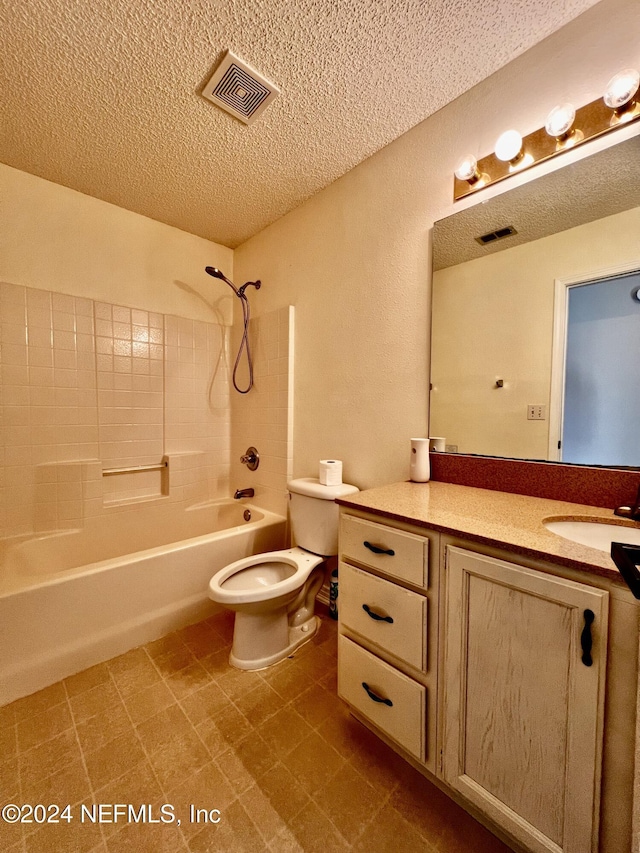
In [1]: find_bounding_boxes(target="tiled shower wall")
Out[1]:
[0,281,233,538]
[0,282,294,540]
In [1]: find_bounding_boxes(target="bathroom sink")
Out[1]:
[544,519,640,552]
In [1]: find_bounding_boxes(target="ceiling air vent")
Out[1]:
[202,50,279,125]
[475,225,518,246]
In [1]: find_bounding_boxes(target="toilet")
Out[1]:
[208,477,358,670]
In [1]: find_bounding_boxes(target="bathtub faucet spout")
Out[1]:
[234,488,254,500]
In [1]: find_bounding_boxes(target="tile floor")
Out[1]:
[1,610,512,852]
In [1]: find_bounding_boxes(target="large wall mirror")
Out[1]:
[430,134,640,469]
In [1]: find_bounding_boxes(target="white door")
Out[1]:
[550,269,640,465]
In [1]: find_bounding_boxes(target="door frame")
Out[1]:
[548,259,640,461]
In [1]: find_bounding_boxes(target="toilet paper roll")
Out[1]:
[319,460,343,486]
[429,436,446,452]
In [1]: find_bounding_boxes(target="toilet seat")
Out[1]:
[209,546,323,605]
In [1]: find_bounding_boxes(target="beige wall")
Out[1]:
[234,159,431,491]
[0,164,234,325]
[430,206,640,459]
[234,0,640,490]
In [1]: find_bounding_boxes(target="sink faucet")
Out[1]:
[234,488,254,500]
[614,485,640,521]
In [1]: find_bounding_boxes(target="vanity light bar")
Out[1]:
[453,67,640,201]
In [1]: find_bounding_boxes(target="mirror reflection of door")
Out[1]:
[559,270,640,466]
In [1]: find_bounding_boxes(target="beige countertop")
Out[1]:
[337,480,640,586]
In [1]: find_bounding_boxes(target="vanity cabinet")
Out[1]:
[442,545,608,853]
[336,503,634,853]
[337,513,438,769]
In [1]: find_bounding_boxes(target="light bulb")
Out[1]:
[454,155,479,182]
[495,130,523,163]
[545,103,576,138]
[603,68,640,110]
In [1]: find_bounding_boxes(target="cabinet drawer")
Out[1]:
[340,515,428,587]
[338,635,425,761]
[339,562,427,670]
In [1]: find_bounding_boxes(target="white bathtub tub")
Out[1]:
[0,500,287,704]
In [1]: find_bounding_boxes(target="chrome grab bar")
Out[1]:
[102,461,168,477]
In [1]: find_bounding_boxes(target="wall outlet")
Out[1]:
[527,405,546,420]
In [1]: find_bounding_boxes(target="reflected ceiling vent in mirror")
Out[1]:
[202,50,279,125]
[475,225,517,246]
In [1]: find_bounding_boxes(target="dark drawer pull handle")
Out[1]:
[581,609,595,667]
[363,541,395,556]
[362,682,393,707]
[362,604,394,623]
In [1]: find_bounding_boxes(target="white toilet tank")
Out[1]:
[288,478,359,557]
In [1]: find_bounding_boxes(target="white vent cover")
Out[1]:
[202,51,279,125]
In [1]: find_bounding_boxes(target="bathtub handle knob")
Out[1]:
[240,446,260,471]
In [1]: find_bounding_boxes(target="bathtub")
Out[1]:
[0,500,287,704]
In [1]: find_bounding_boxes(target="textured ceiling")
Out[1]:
[1,0,601,248]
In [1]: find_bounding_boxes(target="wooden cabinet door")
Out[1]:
[443,547,608,853]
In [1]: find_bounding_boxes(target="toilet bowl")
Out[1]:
[209,547,325,670]
[208,477,358,670]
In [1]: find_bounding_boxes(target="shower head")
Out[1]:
[205,266,227,280]
[205,266,261,299]
[205,266,239,295]
[205,264,261,394]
